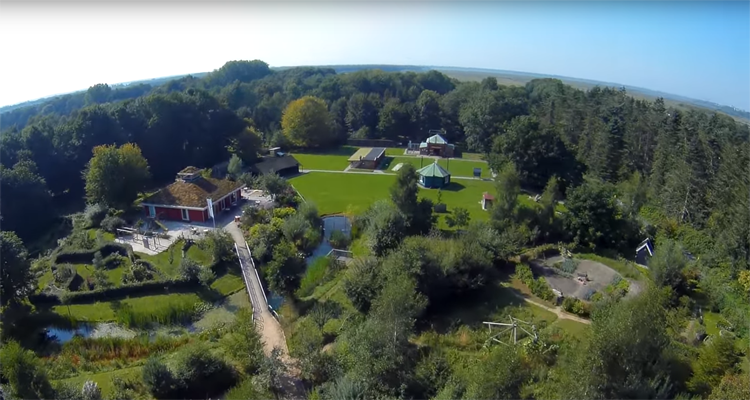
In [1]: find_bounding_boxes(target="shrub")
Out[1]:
[179,258,202,281]
[104,253,127,269]
[560,258,578,274]
[201,230,236,264]
[273,207,296,220]
[241,205,271,227]
[122,261,156,284]
[53,264,79,290]
[297,201,322,227]
[172,343,237,398]
[561,297,590,317]
[515,264,555,301]
[329,230,350,249]
[514,264,535,283]
[100,216,126,233]
[92,251,105,269]
[84,203,109,228]
[142,357,176,399]
[301,227,322,254]
[198,267,216,286]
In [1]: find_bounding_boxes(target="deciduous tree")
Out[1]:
[282,96,333,148]
[84,143,150,209]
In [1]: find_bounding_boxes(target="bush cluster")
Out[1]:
[561,297,590,317]
[55,243,132,264]
[514,264,556,302]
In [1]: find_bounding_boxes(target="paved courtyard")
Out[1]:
[530,256,620,299]
[117,189,274,255]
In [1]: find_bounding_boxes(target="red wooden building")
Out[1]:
[140,166,245,223]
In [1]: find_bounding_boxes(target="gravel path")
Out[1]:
[521,297,591,324]
[224,221,306,399]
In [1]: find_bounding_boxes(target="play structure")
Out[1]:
[483,315,538,347]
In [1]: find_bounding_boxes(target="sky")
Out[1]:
[1,0,748,110]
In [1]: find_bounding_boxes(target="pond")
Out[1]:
[267,215,352,310]
[45,322,137,343]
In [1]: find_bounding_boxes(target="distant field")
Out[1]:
[439,68,750,123]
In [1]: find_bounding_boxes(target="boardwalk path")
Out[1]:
[224,221,306,399]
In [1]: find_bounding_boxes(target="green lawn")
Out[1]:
[53,293,203,322]
[55,365,143,398]
[385,147,407,156]
[73,264,125,287]
[137,240,212,278]
[290,172,539,228]
[210,272,245,295]
[86,229,116,242]
[290,173,396,216]
[292,153,351,171]
[550,319,590,336]
[384,156,489,177]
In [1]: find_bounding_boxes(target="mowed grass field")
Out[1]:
[290,172,535,228]
[289,146,488,173]
[384,156,489,177]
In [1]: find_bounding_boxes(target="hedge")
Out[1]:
[30,277,202,306]
[55,243,132,264]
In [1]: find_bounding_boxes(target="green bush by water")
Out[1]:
[297,257,339,298]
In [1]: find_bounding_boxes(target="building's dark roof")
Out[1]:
[253,155,300,175]
[636,238,654,256]
[348,147,386,162]
[142,175,244,208]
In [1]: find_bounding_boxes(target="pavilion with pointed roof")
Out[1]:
[417,161,451,189]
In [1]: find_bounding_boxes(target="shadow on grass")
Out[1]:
[380,156,395,170]
[419,283,527,334]
[296,146,358,156]
[440,182,466,192]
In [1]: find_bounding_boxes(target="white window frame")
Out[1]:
[181,208,190,221]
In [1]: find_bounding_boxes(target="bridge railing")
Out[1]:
[327,248,353,259]
[235,242,263,328]
[245,241,280,321]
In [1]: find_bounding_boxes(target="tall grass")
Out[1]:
[61,335,190,363]
[113,301,198,328]
[297,257,334,298]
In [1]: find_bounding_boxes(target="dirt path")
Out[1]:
[521,296,591,325]
[224,222,306,399]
